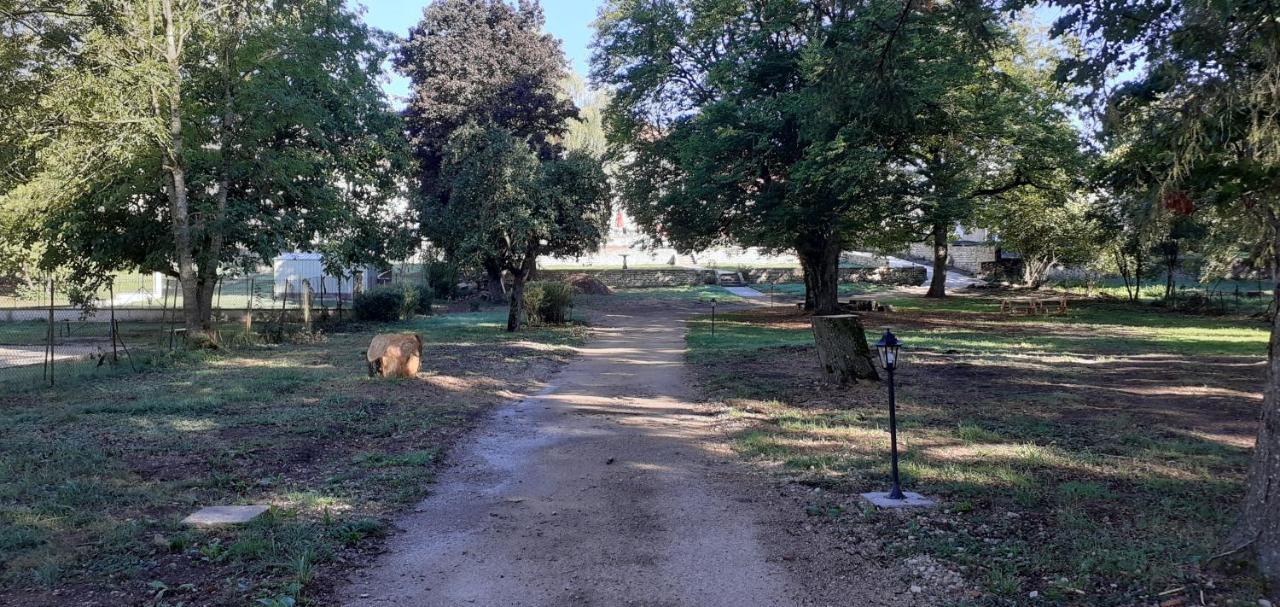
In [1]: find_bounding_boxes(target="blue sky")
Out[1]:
[353,0,605,105]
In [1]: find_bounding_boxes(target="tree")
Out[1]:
[982,194,1098,288]
[592,0,1011,313]
[905,20,1087,298]
[1,0,412,341]
[397,0,577,303]
[0,1,105,276]
[436,124,610,331]
[967,23,1094,290]
[559,72,609,158]
[1028,0,1280,592]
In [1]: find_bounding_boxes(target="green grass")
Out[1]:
[686,295,1265,604]
[580,285,751,305]
[0,311,584,604]
[686,314,812,363]
[754,282,894,299]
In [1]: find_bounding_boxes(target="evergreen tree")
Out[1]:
[397,0,578,302]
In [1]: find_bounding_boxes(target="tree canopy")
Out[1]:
[436,124,610,331]
[399,0,581,303]
[401,0,610,330]
[0,0,413,336]
[592,0,1054,310]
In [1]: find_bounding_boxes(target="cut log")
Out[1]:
[811,314,880,384]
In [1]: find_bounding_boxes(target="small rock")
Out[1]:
[1258,599,1273,607]
[910,585,922,594]
[1029,591,1039,599]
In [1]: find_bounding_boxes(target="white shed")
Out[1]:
[272,253,376,300]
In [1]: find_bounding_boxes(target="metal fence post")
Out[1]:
[109,284,118,363]
[319,277,328,321]
[47,277,54,387]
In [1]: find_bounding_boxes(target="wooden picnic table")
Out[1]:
[1000,295,1068,316]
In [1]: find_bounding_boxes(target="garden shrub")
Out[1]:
[523,281,573,325]
[353,283,433,321]
[426,261,460,299]
[353,286,405,322]
[409,283,434,316]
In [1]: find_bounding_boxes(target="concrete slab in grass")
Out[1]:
[182,505,270,527]
[861,492,937,509]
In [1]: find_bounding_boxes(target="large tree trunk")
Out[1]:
[926,221,948,298]
[799,254,814,311]
[1229,219,1280,599]
[483,257,507,303]
[797,231,842,315]
[506,250,537,332]
[160,0,203,337]
[187,12,238,345]
[811,314,879,384]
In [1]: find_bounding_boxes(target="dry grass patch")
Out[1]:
[0,310,585,607]
[689,299,1266,605]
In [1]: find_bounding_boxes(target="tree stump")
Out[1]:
[811,314,880,384]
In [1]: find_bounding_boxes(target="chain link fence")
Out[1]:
[0,272,365,389]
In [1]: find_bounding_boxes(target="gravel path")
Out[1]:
[339,306,909,606]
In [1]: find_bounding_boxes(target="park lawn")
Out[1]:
[579,285,752,306]
[0,310,585,607]
[687,297,1268,606]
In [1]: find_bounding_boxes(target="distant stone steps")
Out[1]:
[715,271,746,287]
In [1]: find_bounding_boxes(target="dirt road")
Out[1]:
[340,307,907,606]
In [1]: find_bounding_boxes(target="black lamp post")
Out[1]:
[710,297,718,336]
[875,329,905,500]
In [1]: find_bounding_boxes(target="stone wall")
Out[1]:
[536,268,716,288]
[535,266,926,288]
[949,244,997,274]
[906,242,996,274]
[744,266,925,286]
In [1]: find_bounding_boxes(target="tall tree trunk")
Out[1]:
[196,276,217,332]
[160,0,201,335]
[1135,246,1144,302]
[926,221,948,298]
[1164,243,1179,300]
[506,250,537,332]
[187,5,239,345]
[799,254,815,311]
[1115,245,1135,301]
[797,231,842,315]
[483,257,507,303]
[1229,216,1280,599]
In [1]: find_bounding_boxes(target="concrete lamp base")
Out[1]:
[861,491,936,509]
